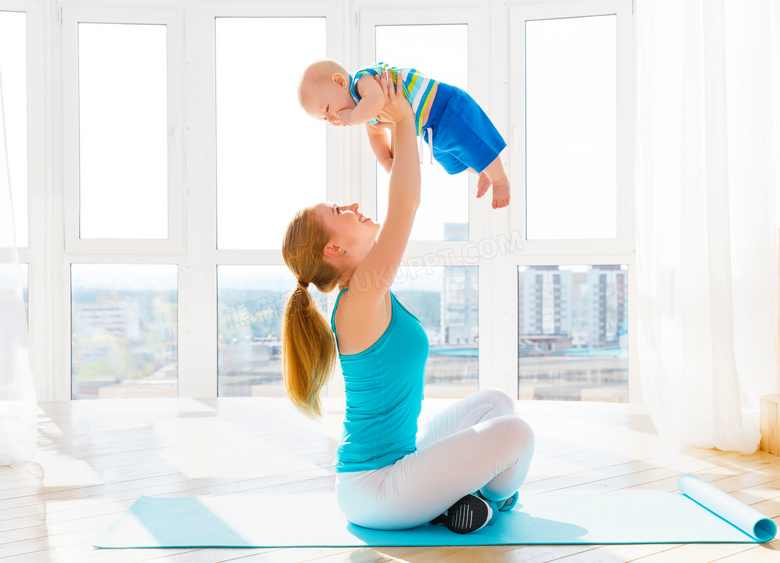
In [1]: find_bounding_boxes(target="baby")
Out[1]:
[298,60,510,209]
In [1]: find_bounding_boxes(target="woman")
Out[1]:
[282,70,534,534]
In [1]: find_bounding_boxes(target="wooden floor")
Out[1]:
[2,397,780,563]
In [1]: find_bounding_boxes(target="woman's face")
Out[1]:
[313,202,380,258]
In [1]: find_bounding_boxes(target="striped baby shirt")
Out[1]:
[350,62,438,136]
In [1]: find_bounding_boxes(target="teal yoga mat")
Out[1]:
[94,474,776,548]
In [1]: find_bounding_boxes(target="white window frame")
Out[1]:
[200,1,343,398]
[0,4,33,252]
[1,0,46,397]
[23,0,636,402]
[55,5,187,400]
[61,6,185,255]
[503,0,639,402]
[201,0,344,263]
[509,0,635,257]
[358,6,493,256]
[358,6,506,395]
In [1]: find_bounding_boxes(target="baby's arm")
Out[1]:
[338,75,385,126]
[366,122,394,174]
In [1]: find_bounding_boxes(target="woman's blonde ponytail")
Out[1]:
[281,207,341,419]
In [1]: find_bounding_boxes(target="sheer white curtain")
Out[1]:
[635,0,780,454]
[0,69,37,465]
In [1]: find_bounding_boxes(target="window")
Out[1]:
[77,23,168,239]
[215,17,326,249]
[510,0,633,255]
[509,0,635,402]
[518,265,628,401]
[71,264,178,399]
[394,265,479,397]
[0,10,27,247]
[29,2,634,402]
[358,8,489,398]
[212,15,328,398]
[59,8,185,400]
[525,15,617,240]
[374,24,470,242]
[217,266,326,397]
[62,7,184,253]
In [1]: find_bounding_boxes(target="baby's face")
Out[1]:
[302,75,356,126]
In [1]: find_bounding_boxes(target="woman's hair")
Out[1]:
[281,207,341,419]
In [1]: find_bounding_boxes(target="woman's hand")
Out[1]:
[375,70,414,126]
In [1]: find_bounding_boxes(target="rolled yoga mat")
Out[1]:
[94,474,776,548]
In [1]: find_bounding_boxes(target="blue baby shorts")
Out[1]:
[421,82,506,175]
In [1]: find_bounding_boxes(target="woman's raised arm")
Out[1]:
[349,70,420,304]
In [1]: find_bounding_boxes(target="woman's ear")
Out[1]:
[331,72,349,90]
[323,243,342,258]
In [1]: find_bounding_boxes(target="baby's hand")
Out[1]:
[337,108,353,126]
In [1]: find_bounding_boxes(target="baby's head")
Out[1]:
[298,59,356,126]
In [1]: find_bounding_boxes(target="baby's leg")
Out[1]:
[475,157,510,209]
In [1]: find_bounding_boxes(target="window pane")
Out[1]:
[216,18,325,249]
[375,24,469,241]
[518,265,627,401]
[71,265,177,399]
[78,23,168,239]
[218,266,326,397]
[525,16,617,239]
[394,264,478,398]
[0,11,28,246]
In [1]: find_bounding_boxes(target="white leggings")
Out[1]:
[335,388,535,530]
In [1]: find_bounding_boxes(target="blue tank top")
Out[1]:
[331,289,429,473]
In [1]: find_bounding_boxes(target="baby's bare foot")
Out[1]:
[476,173,491,199]
[491,178,510,209]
